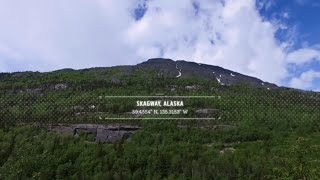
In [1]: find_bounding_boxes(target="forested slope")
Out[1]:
[0,59,319,179]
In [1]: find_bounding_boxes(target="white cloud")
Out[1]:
[286,48,320,64]
[0,43,22,60]
[0,0,139,71]
[125,0,290,84]
[283,12,289,19]
[289,70,320,90]
[0,0,319,90]
[257,0,275,11]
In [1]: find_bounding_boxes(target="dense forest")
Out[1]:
[0,60,320,179]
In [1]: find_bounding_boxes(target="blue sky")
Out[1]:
[255,0,320,90]
[258,0,320,47]
[0,0,319,91]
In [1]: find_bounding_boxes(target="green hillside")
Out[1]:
[0,60,320,179]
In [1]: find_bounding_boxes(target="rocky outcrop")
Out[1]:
[195,108,220,117]
[111,77,122,85]
[185,85,201,91]
[54,83,68,90]
[96,128,133,143]
[47,124,140,143]
[25,88,43,95]
[38,83,69,91]
[48,125,75,136]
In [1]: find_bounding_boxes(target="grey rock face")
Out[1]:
[26,88,43,95]
[111,77,122,85]
[195,109,220,117]
[96,128,133,143]
[47,125,74,136]
[54,83,68,90]
[47,124,140,143]
[75,127,97,135]
[185,85,200,91]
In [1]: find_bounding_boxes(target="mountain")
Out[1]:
[0,58,279,90]
[138,58,278,89]
[1,58,320,179]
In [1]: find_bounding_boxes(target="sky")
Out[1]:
[0,0,320,91]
